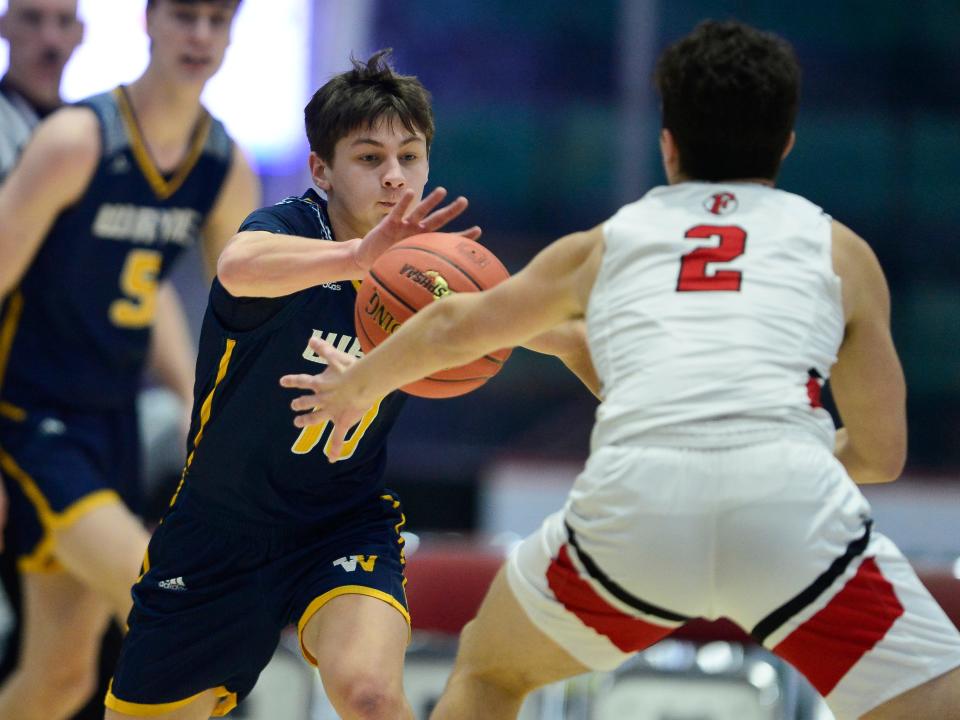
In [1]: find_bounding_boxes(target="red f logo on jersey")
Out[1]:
[704,192,738,216]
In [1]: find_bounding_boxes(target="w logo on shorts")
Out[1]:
[333,555,377,573]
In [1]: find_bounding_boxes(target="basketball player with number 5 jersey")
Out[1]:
[283,22,960,720]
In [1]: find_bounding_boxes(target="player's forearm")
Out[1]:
[149,285,196,405]
[834,427,905,484]
[217,231,363,298]
[347,294,495,401]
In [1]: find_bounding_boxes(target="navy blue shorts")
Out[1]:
[106,490,409,717]
[0,400,140,572]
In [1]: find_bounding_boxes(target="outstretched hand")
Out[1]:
[352,187,481,271]
[280,337,376,462]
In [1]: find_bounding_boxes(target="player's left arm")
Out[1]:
[148,283,196,411]
[282,225,604,457]
[199,144,262,281]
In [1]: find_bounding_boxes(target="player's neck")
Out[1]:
[124,72,207,171]
[1,72,62,115]
[324,200,367,244]
[671,172,776,188]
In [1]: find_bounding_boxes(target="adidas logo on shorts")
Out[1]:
[158,576,187,591]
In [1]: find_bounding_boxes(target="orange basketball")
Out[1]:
[354,233,512,398]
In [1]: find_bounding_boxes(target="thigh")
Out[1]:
[290,492,410,668]
[53,500,149,616]
[305,592,409,690]
[456,567,591,691]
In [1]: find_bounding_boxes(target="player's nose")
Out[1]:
[381,158,406,189]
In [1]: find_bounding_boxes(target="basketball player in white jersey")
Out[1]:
[280,20,960,720]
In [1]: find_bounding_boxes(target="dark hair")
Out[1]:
[654,20,800,182]
[146,0,241,9]
[305,49,434,163]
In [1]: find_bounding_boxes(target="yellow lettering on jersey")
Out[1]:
[290,397,383,458]
[109,249,162,328]
[357,555,378,572]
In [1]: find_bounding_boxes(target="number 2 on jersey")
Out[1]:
[676,225,746,292]
[110,249,162,327]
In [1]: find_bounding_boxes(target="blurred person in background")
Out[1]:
[283,20,960,720]
[0,0,82,181]
[0,0,89,714]
[0,0,259,717]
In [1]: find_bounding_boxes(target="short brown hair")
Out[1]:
[305,49,435,163]
[654,20,800,181]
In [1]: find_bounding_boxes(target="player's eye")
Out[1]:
[210,12,230,28]
[358,154,380,163]
[401,153,419,163]
[21,10,42,27]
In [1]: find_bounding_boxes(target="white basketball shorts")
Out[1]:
[507,439,960,719]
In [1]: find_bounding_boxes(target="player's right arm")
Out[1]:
[829,220,907,484]
[0,107,100,296]
[217,187,478,298]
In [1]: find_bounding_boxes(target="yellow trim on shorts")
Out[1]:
[105,680,237,717]
[113,87,212,201]
[297,585,412,666]
[0,290,24,392]
[381,493,408,566]
[0,401,25,422]
[0,447,122,573]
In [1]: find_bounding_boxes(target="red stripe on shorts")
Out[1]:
[772,557,904,696]
[546,544,674,653]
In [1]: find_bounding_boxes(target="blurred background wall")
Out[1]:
[2,0,958,533]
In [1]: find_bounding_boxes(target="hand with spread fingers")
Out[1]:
[280,337,377,462]
[352,186,481,271]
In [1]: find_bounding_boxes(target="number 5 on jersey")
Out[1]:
[110,248,162,327]
[677,225,747,292]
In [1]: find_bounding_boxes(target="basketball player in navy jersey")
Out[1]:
[284,22,960,720]
[0,1,259,718]
[105,50,592,720]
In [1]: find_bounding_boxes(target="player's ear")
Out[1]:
[659,128,677,165]
[781,131,796,161]
[309,152,331,192]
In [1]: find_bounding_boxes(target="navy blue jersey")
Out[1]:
[174,191,407,531]
[0,87,233,410]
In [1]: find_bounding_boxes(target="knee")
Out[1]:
[451,619,535,697]
[325,672,408,720]
[17,658,98,717]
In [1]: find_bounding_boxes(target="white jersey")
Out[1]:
[0,83,42,182]
[587,182,843,450]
